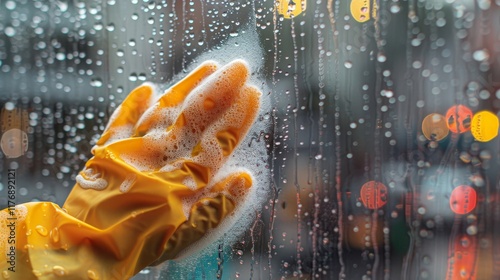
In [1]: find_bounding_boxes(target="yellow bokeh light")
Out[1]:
[471,110,499,142]
[276,0,307,19]
[350,0,377,23]
[350,0,370,23]
[421,113,449,141]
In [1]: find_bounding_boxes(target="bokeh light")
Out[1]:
[470,111,499,142]
[276,0,306,19]
[445,105,473,134]
[360,181,388,210]
[449,185,477,215]
[350,0,373,23]
[422,113,449,141]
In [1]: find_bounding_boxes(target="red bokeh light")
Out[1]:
[450,185,477,215]
[445,105,473,134]
[360,181,388,209]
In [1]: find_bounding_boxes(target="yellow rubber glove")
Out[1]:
[0,60,261,279]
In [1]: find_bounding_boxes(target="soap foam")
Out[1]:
[119,173,137,193]
[118,60,252,174]
[76,168,108,190]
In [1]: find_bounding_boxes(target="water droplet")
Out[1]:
[35,225,48,236]
[90,79,103,87]
[52,266,67,276]
[4,27,16,37]
[460,236,470,248]
[344,61,353,69]
[2,270,10,279]
[93,22,103,31]
[236,249,243,256]
[5,1,16,10]
[464,225,477,237]
[129,73,138,82]
[56,53,66,61]
[377,53,387,63]
[50,227,60,243]
[106,23,115,31]
[473,49,489,62]
[390,4,401,13]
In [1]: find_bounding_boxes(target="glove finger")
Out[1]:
[97,84,154,146]
[169,60,249,143]
[153,172,252,262]
[134,61,219,136]
[190,85,261,172]
[158,60,219,108]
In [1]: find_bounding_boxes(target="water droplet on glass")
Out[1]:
[50,227,60,243]
[473,49,489,62]
[4,27,16,37]
[94,22,103,31]
[377,53,387,63]
[129,73,138,82]
[390,4,401,13]
[90,79,103,87]
[5,1,16,10]
[35,225,48,236]
[52,266,66,276]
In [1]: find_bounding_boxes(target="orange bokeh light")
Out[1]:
[422,113,449,141]
[445,105,473,134]
[449,185,477,215]
[360,181,388,209]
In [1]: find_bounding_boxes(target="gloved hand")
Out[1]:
[0,60,261,279]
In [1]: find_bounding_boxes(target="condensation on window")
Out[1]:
[1,0,500,279]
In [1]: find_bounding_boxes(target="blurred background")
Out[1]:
[1,0,500,279]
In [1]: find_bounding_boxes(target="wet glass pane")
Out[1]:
[1,0,500,279]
